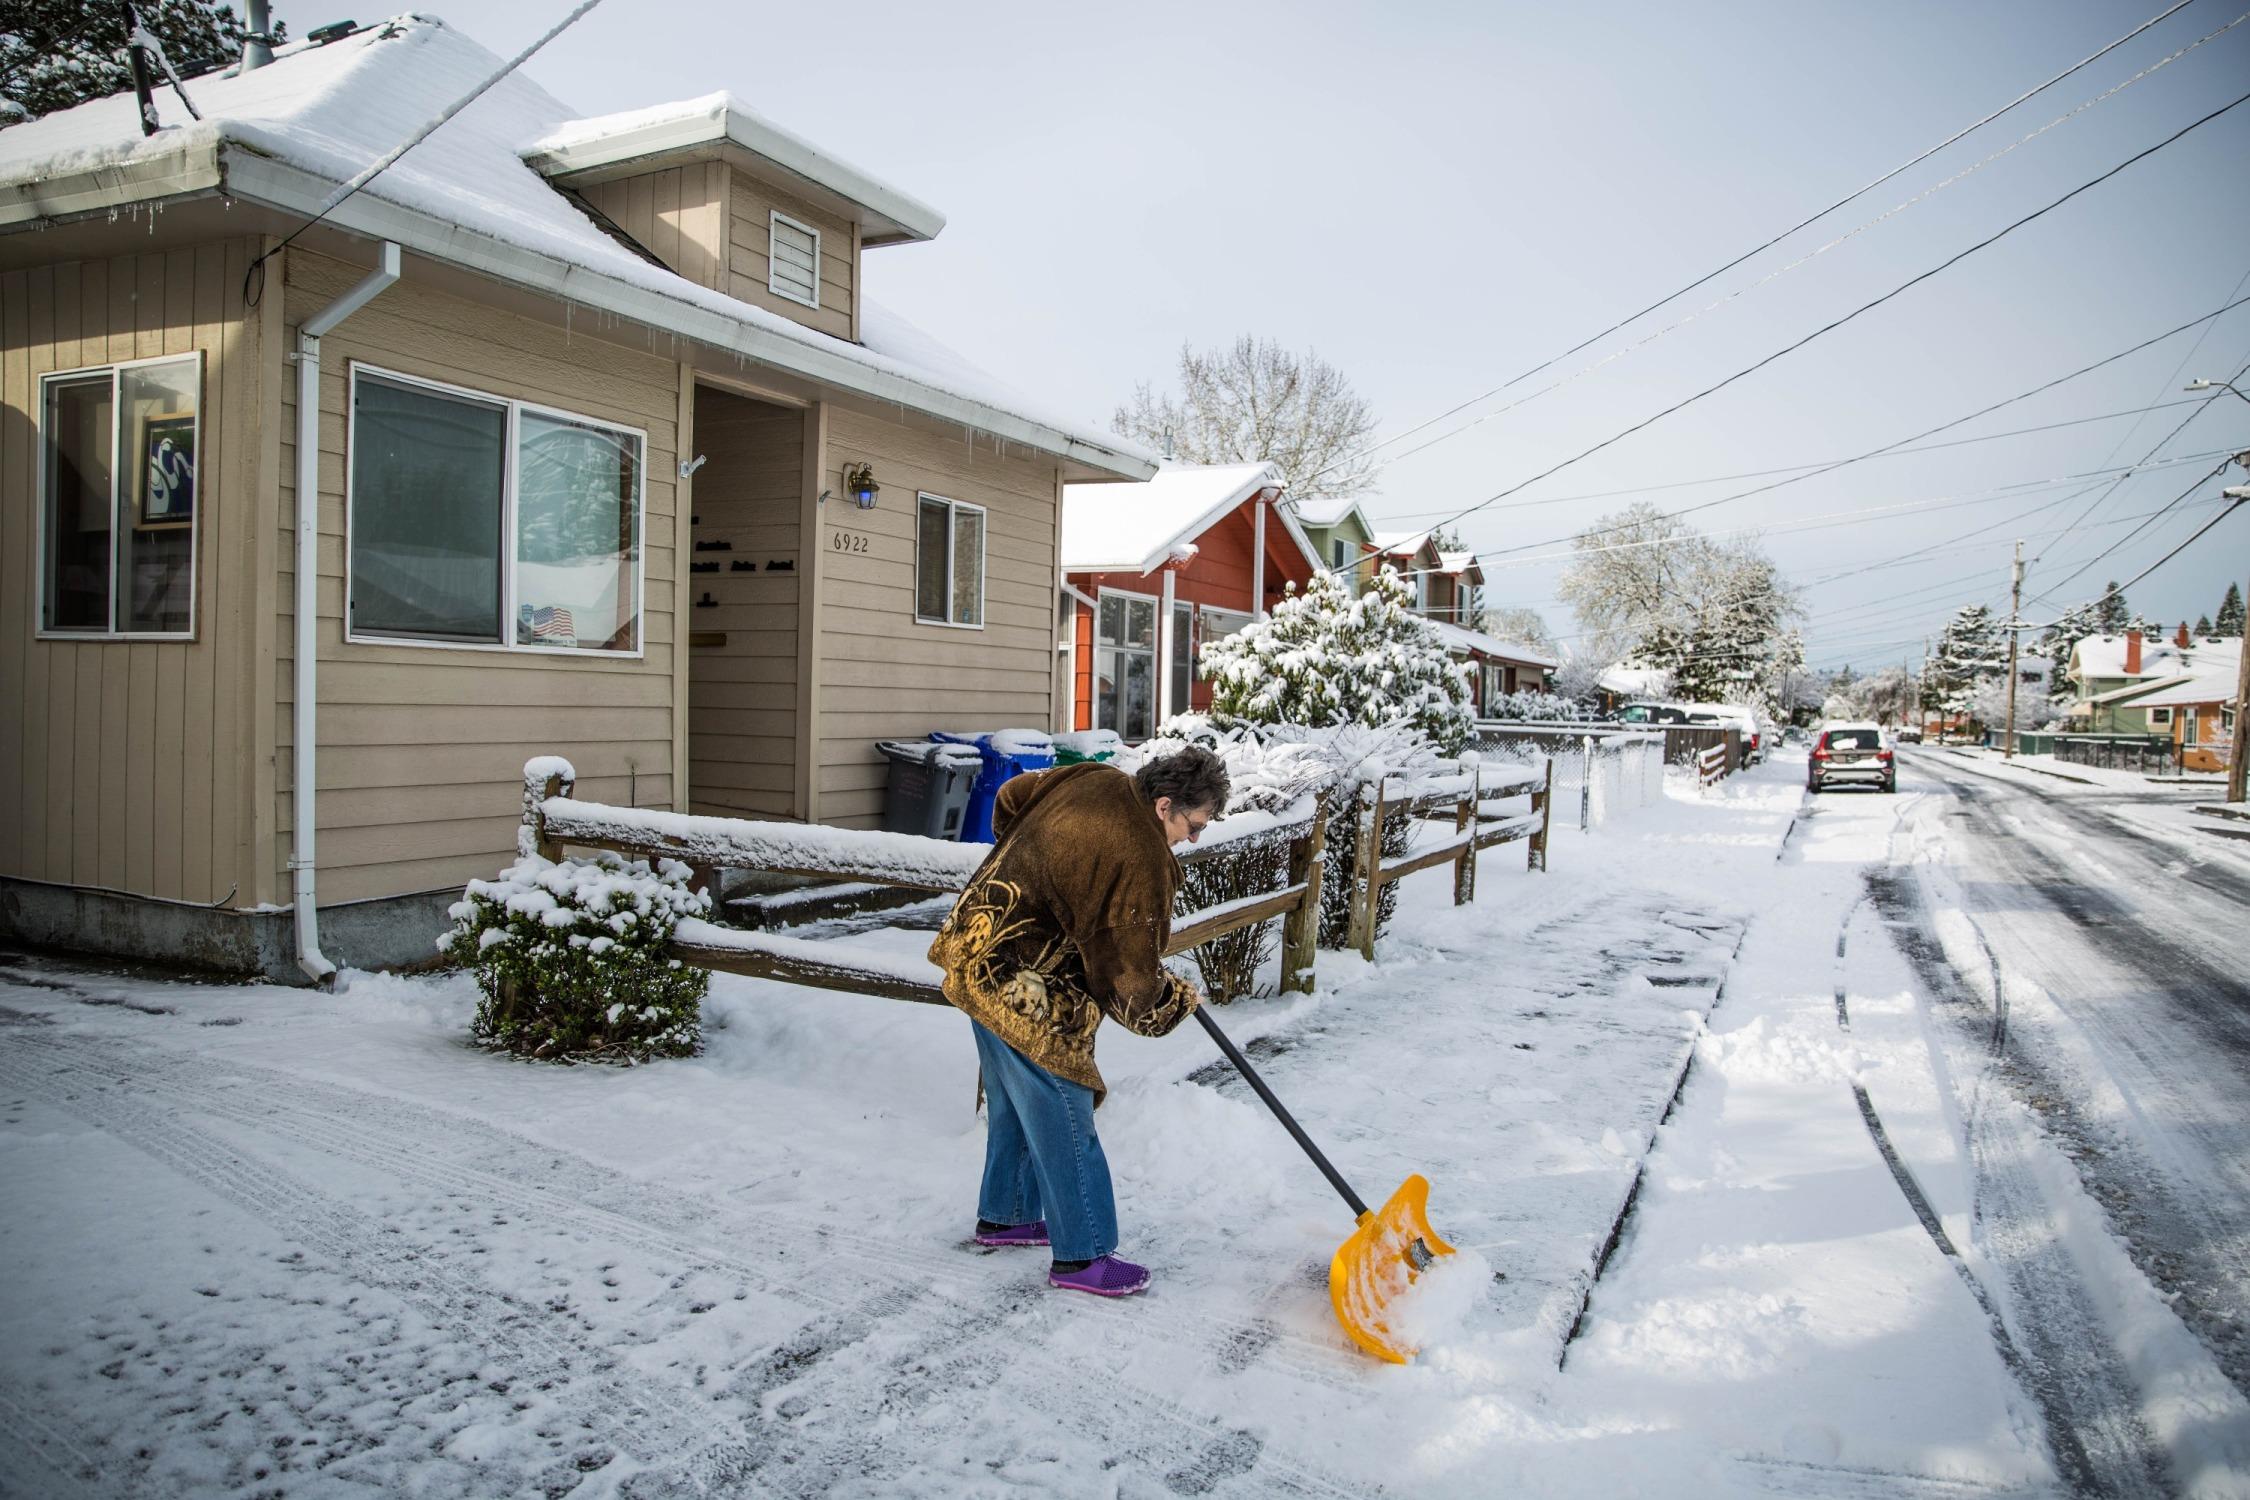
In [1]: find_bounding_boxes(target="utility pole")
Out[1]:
[2003,540,2025,760]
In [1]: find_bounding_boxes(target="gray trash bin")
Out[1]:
[878,740,979,840]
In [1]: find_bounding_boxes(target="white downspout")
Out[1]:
[291,241,400,987]
[1157,567,1177,730]
[1251,493,1268,620]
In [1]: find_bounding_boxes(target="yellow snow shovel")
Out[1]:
[1195,1009,1456,1364]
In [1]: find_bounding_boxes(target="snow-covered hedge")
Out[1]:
[441,852,712,1063]
[1479,691,1592,723]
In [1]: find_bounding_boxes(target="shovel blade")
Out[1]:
[1328,1173,1456,1364]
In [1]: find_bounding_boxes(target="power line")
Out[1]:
[1360,9,2249,479]
[244,0,607,304]
[1377,396,2216,521]
[1359,91,2250,571]
[1308,0,2205,485]
[2026,451,2244,606]
[2026,487,2247,629]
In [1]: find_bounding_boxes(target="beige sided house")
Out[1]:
[0,17,1152,982]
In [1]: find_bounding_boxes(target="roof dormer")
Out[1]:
[522,93,946,341]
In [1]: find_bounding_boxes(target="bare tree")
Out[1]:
[1482,605,1555,651]
[1114,337,1379,501]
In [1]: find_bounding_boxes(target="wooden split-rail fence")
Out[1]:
[1343,763,1553,959]
[520,753,1552,1007]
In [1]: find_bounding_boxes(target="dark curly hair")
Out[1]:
[1134,745,1231,816]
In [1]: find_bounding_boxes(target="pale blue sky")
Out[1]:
[425,0,2250,667]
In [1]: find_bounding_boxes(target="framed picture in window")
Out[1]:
[137,410,196,527]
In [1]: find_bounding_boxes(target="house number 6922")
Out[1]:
[829,529,871,555]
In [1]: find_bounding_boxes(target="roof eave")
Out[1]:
[0,135,222,229]
[217,147,1152,480]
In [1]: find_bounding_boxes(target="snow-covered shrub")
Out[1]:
[1201,569,1475,754]
[1480,690,1590,723]
[441,852,712,1063]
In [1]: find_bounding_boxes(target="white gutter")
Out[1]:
[290,240,400,987]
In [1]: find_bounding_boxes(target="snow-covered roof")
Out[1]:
[1371,530,1440,560]
[1061,461,1312,575]
[1599,664,1670,697]
[0,16,1152,481]
[1288,497,1371,533]
[520,92,945,246]
[2096,639,2241,709]
[1432,620,1559,669]
[1438,550,1480,577]
[2068,632,2189,683]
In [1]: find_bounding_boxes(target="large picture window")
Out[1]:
[38,352,201,638]
[915,493,984,628]
[347,366,643,654]
[1096,591,1156,740]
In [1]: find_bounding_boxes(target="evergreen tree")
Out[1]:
[1925,604,2007,721]
[0,1,280,124]
[2196,614,2214,635]
[1201,568,1474,753]
[2094,582,2130,633]
[2218,582,2245,637]
[2040,601,2100,692]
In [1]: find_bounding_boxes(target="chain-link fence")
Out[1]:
[1472,725,1667,831]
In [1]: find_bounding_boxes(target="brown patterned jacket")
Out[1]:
[927,762,1200,1102]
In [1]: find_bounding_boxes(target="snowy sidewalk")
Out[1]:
[0,762,2100,1498]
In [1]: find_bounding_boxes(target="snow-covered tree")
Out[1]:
[1200,567,1474,753]
[1113,338,1378,502]
[2196,614,2215,635]
[2217,582,2245,637]
[1823,664,1918,726]
[1558,502,1802,715]
[1925,604,2007,721]
[2095,582,2131,633]
[1970,659,2063,736]
[1482,605,1555,652]
[0,1,279,124]
[2040,601,2100,690]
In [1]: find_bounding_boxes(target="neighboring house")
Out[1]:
[1369,531,1551,711]
[2068,628,2205,733]
[1288,496,1376,595]
[1057,462,1316,739]
[2085,627,2241,768]
[0,17,1154,980]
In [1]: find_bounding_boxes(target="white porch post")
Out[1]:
[1251,495,1268,619]
[1158,568,1178,726]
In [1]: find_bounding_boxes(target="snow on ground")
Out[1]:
[4,755,2207,1497]
[1924,745,2250,866]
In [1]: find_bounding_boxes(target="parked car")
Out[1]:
[1619,700,1768,762]
[1894,725,1924,744]
[1808,722,1895,794]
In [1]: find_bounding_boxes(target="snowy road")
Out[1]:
[1893,750,2250,1398]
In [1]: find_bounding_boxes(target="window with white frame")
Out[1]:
[347,366,643,653]
[1095,592,1157,740]
[915,493,985,627]
[768,211,821,309]
[1172,604,1253,716]
[39,352,201,638]
[2147,706,2175,728]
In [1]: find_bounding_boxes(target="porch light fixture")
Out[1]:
[843,461,880,509]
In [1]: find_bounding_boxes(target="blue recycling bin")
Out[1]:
[932,729,1055,842]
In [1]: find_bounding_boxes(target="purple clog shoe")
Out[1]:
[1047,1255,1150,1297]
[974,1220,1049,1248]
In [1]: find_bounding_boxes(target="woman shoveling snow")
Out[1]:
[927,747,1229,1298]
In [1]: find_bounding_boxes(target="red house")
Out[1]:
[1058,462,1321,738]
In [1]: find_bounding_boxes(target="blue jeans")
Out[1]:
[970,1019,1118,1262]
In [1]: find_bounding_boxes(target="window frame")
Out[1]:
[912,491,987,631]
[343,361,648,660]
[34,350,205,642]
[767,210,823,310]
[1094,585,1160,739]
[2146,706,2175,729]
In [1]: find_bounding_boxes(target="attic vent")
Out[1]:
[768,211,821,309]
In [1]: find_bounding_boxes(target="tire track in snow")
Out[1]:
[0,1383,114,1500]
[0,1022,1369,1498]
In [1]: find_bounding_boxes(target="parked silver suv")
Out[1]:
[1808,722,1895,794]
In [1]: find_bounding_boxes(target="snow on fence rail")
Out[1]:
[1697,743,1729,791]
[520,761,1330,1005]
[1344,762,1553,959]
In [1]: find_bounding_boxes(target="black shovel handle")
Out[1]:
[1195,1007,1370,1220]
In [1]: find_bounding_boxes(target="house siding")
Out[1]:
[0,238,270,908]
[818,405,1061,826]
[576,163,729,291]
[278,249,684,905]
[725,169,856,343]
